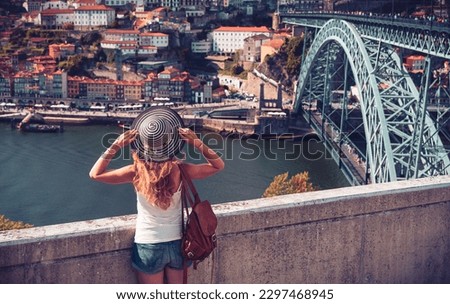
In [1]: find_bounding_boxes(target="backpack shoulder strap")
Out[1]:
[179,163,200,206]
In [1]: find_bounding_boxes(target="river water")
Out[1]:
[0,122,349,227]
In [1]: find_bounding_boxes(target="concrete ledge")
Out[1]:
[1,176,449,283]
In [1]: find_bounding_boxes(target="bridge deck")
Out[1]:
[308,110,367,185]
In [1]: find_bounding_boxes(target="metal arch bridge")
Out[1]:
[280,12,450,185]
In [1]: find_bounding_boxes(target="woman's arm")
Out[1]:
[89,129,138,184]
[179,128,225,179]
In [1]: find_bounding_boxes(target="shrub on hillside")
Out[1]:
[0,215,33,231]
[263,171,316,198]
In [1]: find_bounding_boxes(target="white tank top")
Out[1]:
[134,185,182,244]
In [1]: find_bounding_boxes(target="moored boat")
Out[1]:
[20,123,63,133]
[15,112,64,133]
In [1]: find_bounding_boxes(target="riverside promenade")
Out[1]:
[0,100,248,123]
[0,100,289,136]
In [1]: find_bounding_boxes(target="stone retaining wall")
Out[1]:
[1,176,449,283]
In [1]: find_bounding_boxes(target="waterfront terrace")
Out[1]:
[1,176,449,283]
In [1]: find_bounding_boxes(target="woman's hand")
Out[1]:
[90,129,137,183]
[178,127,225,179]
[112,129,139,149]
[179,127,201,147]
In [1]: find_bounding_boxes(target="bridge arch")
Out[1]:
[294,19,450,184]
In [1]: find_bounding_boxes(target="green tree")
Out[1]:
[263,172,316,198]
[283,36,303,78]
[9,28,26,48]
[0,214,33,231]
[58,54,91,77]
[80,31,102,46]
[231,64,244,75]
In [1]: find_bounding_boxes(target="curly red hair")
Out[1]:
[132,153,179,210]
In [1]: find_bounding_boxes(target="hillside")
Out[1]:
[255,35,304,94]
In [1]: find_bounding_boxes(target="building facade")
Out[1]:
[101,30,167,57]
[191,40,212,54]
[0,73,13,99]
[404,55,426,73]
[103,29,140,42]
[260,37,285,63]
[39,9,75,29]
[23,0,44,12]
[212,26,271,54]
[104,0,145,6]
[243,34,270,62]
[74,5,115,31]
[139,32,169,48]
[279,0,324,11]
[48,43,76,60]
[143,66,195,103]
[42,1,69,10]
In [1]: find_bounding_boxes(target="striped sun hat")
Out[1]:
[130,106,185,162]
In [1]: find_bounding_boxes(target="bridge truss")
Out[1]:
[289,18,450,184]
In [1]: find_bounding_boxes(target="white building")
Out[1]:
[218,75,242,90]
[122,45,157,56]
[103,29,140,42]
[101,30,169,50]
[72,0,102,8]
[23,0,44,12]
[212,26,271,54]
[161,0,181,11]
[139,32,169,48]
[42,1,69,10]
[101,39,158,57]
[185,9,205,18]
[104,0,145,6]
[39,9,75,29]
[74,5,115,31]
[101,40,137,50]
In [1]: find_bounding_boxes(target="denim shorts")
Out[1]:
[131,239,188,274]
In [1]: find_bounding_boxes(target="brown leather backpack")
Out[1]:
[179,164,218,271]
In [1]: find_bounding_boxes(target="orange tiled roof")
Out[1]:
[135,11,153,18]
[214,26,270,33]
[405,55,425,60]
[262,38,285,49]
[76,0,97,4]
[120,46,138,50]
[152,7,166,13]
[40,9,75,15]
[134,19,147,29]
[30,37,48,42]
[49,43,75,49]
[102,40,138,45]
[76,5,114,11]
[160,67,180,74]
[140,32,168,37]
[273,32,291,39]
[104,29,140,35]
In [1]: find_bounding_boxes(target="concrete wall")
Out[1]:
[1,176,449,284]
[182,116,258,134]
[242,73,291,101]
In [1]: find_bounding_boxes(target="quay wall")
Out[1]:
[186,117,258,135]
[1,176,449,284]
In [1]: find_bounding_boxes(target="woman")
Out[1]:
[89,127,225,284]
